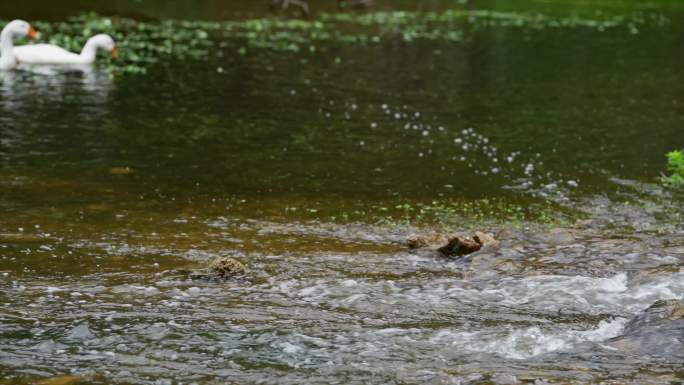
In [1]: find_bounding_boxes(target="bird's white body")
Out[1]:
[14,44,86,64]
[0,20,37,70]
[14,34,117,65]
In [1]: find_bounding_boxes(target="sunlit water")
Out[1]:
[1,2,684,384]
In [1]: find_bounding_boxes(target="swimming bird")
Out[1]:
[0,20,38,70]
[14,34,118,66]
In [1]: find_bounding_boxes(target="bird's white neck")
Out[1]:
[79,39,101,62]
[0,28,17,69]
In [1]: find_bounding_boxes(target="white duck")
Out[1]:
[14,34,118,65]
[0,20,38,70]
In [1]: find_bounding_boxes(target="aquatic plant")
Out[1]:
[662,150,684,188]
[1,7,670,76]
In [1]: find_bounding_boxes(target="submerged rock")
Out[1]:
[491,373,519,385]
[187,257,247,280]
[36,376,85,385]
[621,299,684,334]
[437,236,482,257]
[109,166,133,175]
[547,228,577,245]
[474,231,499,249]
[0,233,44,244]
[606,299,684,358]
[65,324,95,341]
[407,231,498,257]
[209,257,247,277]
[573,218,598,230]
[406,233,449,250]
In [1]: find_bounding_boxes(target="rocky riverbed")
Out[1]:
[1,218,683,384]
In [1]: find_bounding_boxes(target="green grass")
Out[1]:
[662,150,684,188]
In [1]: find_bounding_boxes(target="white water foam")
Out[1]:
[396,271,684,315]
[430,317,627,359]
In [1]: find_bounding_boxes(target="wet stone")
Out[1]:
[406,233,449,250]
[437,236,481,257]
[187,257,247,280]
[209,257,246,276]
[474,231,499,249]
[35,340,57,353]
[109,167,133,175]
[663,246,684,255]
[606,299,684,358]
[491,373,519,384]
[621,299,684,334]
[36,376,85,385]
[0,233,45,244]
[573,219,598,230]
[65,324,94,341]
[547,228,577,245]
[407,231,498,258]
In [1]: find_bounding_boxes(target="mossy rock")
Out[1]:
[186,257,247,280]
[209,257,247,277]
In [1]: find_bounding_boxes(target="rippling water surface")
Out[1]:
[1,1,684,384]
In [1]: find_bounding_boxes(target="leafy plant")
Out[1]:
[662,150,684,188]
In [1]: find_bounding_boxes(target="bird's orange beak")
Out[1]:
[111,47,118,59]
[27,25,39,40]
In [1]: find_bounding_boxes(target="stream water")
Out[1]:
[1,1,683,384]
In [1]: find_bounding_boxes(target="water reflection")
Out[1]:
[0,65,113,107]
[0,66,113,165]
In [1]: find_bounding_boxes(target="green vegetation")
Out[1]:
[2,6,670,75]
[28,14,214,74]
[662,150,684,188]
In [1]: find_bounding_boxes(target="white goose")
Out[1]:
[0,20,38,70]
[14,34,118,65]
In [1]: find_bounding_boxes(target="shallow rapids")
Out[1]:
[1,222,683,384]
